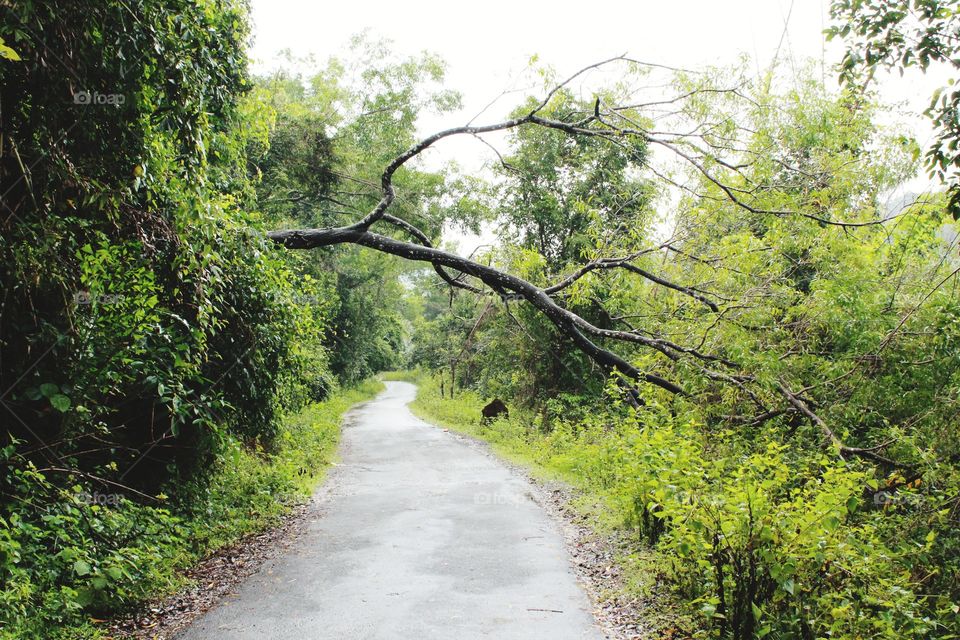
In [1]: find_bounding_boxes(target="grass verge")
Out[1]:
[1,379,383,640]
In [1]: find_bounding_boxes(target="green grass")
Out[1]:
[0,379,384,640]
[401,372,605,489]
[379,369,423,383]
[399,373,558,475]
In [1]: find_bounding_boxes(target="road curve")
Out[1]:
[178,381,603,639]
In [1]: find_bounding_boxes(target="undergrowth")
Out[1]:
[401,371,954,639]
[0,380,382,640]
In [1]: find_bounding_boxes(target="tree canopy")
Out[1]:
[828,0,960,216]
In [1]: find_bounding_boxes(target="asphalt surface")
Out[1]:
[178,381,603,639]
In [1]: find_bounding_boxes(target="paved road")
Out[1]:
[178,381,602,639]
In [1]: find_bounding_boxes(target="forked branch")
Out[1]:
[266,57,912,469]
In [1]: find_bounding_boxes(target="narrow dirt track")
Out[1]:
[177,381,603,639]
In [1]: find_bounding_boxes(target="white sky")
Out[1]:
[250,1,832,81]
[250,0,839,139]
[248,0,949,249]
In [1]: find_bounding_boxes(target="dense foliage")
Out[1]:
[2,1,959,639]
[408,68,960,638]
[828,0,960,217]
[0,3,405,637]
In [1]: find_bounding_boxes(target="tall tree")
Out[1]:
[828,0,960,216]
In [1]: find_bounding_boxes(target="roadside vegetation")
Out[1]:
[405,363,956,639]
[3,1,960,639]
[1,2,400,637]
[1,380,381,639]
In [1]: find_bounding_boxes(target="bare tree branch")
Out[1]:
[778,383,906,467]
[268,226,685,394]
[265,57,922,456]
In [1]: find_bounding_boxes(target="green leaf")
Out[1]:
[74,587,94,607]
[73,560,90,576]
[846,495,859,514]
[823,515,840,532]
[39,383,59,398]
[50,394,71,412]
[0,37,21,62]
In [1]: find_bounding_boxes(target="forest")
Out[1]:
[1,1,959,638]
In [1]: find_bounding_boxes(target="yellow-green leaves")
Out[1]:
[0,36,20,61]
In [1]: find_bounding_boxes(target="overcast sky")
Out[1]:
[248,0,945,112]
[247,0,948,248]
[249,0,839,134]
[249,1,832,78]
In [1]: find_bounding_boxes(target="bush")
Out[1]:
[408,375,958,638]
[0,381,382,639]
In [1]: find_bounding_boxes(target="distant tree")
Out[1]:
[495,90,650,271]
[251,40,468,383]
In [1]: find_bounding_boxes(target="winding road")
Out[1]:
[178,381,603,639]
